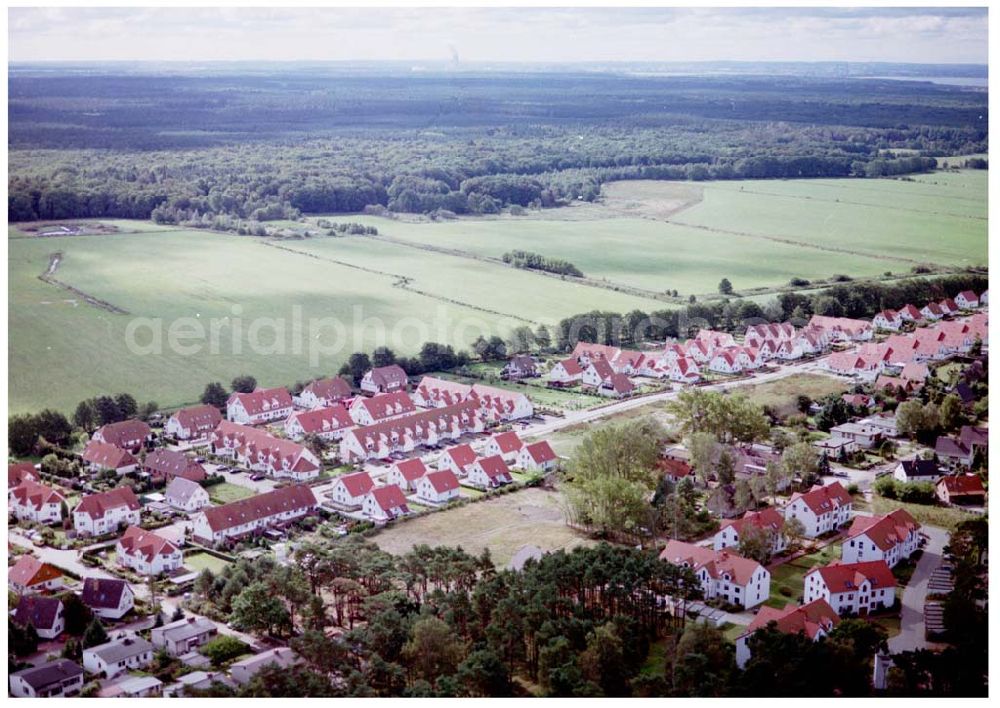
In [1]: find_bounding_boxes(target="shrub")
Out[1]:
[198,635,249,666]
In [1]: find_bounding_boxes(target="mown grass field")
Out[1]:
[206,482,256,505]
[741,373,848,419]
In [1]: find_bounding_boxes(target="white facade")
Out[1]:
[72,504,140,537]
[803,566,895,616]
[83,636,154,678]
[116,540,183,577]
[8,485,64,525]
[416,473,461,504]
[842,527,920,568]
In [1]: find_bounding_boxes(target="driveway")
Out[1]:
[888,523,950,653]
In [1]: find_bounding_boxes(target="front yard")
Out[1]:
[765,543,841,609]
[207,482,256,505]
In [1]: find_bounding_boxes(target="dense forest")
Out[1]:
[8,67,987,222]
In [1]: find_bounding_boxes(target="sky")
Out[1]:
[7,6,989,65]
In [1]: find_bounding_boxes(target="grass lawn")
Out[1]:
[208,482,256,505]
[719,622,748,644]
[640,637,670,677]
[371,486,592,567]
[870,495,971,531]
[765,543,842,609]
[183,551,232,575]
[741,373,848,419]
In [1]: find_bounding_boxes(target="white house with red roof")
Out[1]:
[735,599,838,668]
[920,302,944,321]
[897,303,923,322]
[795,328,827,355]
[517,441,559,472]
[713,508,788,555]
[295,377,353,408]
[329,471,375,509]
[360,365,409,394]
[9,462,39,488]
[226,387,293,425]
[73,487,142,536]
[581,357,615,388]
[416,470,461,504]
[783,482,853,538]
[599,373,636,398]
[484,431,524,463]
[412,376,473,407]
[210,421,320,480]
[284,406,355,441]
[659,540,770,610]
[362,484,411,522]
[842,509,920,568]
[571,341,622,368]
[873,309,903,331]
[348,391,416,425]
[440,443,478,478]
[386,458,428,492]
[744,322,796,349]
[803,560,896,616]
[470,384,533,422]
[467,455,514,489]
[338,400,484,462]
[807,315,873,342]
[9,556,63,595]
[936,474,986,506]
[707,348,743,374]
[191,485,318,544]
[939,298,958,315]
[546,358,584,385]
[164,405,222,441]
[93,420,152,452]
[82,440,138,476]
[116,526,183,576]
[9,479,66,525]
[955,290,980,310]
[667,356,702,383]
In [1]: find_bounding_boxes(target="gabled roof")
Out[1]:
[9,555,62,588]
[957,290,978,302]
[10,660,83,691]
[169,405,222,434]
[900,362,929,382]
[211,421,318,472]
[571,341,621,362]
[659,540,763,586]
[353,391,416,421]
[200,485,317,533]
[82,440,138,470]
[228,387,293,416]
[423,469,460,494]
[13,595,63,631]
[95,419,151,449]
[471,384,530,416]
[744,599,839,640]
[607,373,635,394]
[303,376,352,402]
[81,577,131,610]
[935,436,971,459]
[87,635,154,664]
[143,449,206,481]
[719,507,785,537]
[476,454,512,479]
[937,474,985,496]
[806,560,896,594]
[289,405,354,434]
[365,365,408,389]
[392,457,428,482]
[959,426,988,448]
[10,479,65,511]
[445,443,478,469]
[553,357,583,376]
[75,486,141,520]
[117,525,179,561]
[165,476,207,505]
[846,509,920,551]
[369,484,409,512]
[491,431,524,454]
[8,462,39,488]
[788,482,851,516]
[897,458,939,479]
[336,471,375,498]
[414,376,474,405]
[523,440,557,465]
[344,400,482,452]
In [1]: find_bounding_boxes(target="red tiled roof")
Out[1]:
[608,373,635,394]
[789,482,852,516]
[807,560,896,594]
[937,474,985,496]
[94,419,151,449]
[82,440,138,470]
[415,376,473,405]
[554,357,583,376]
[170,405,222,436]
[572,341,621,362]
[476,455,512,479]
[10,479,65,511]
[366,365,409,389]
[201,485,317,533]
[720,507,784,537]
[523,440,557,465]
[424,469,460,494]
[228,387,293,416]
[117,525,178,562]
[847,509,920,551]
[744,599,839,639]
[9,555,62,587]
[446,443,478,469]
[337,471,375,498]
[393,458,427,482]
[75,486,141,520]
[343,400,482,452]
[470,384,529,416]
[290,405,354,435]
[211,421,318,472]
[354,391,416,421]
[142,449,206,481]
[369,484,409,512]
[8,462,39,488]
[492,431,524,454]
[659,540,763,586]
[303,377,352,402]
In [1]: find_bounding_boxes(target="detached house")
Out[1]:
[329,471,375,509]
[467,455,514,489]
[842,509,920,568]
[897,303,923,322]
[362,484,411,522]
[416,470,461,504]
[955,290,980,310]
[659,540,770,610]
[164,405,222,441]
[93,419,152,452]
[81,578,135,620]
[440,443,478,478]
[920,302,944,321]
[735,599,838,669]
[82,440,138,476]
[9,461,39,488]
[9,660,84,698]
[165,476,210,513]
[803,560,896,616]
[517,440,559,472]
[873,309,903,331]
[9,555,63,595]
[349,391,416,425]
[360,364,409,394]
[783,482,853,538]
[152,616,217,656]
[502,355,538,380]
[893,458,941,484]
[142,449,207,484]
[713,508,788,556]
[295,377,352,408]
[547,357,584,386]
[191,485,318,545]
[12,595,65,639]
[73,487,142,536]
[599,373,636,398]
[936,475,986,506]
[83,635,154,679]
[116,526,183,576]
[284,405,354,441]
[9,479,65,524]
[226,387,293,425]
[581,357,616,389]
[386,458,428,492]
[484,431,524,463]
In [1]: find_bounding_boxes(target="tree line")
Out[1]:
[502,250,584,277]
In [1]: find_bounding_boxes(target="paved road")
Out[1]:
[889,524,950,654]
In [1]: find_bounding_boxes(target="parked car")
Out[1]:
[194,457,206,464]
[250,473,265,481]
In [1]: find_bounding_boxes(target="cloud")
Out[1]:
[7,7,988,64]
